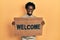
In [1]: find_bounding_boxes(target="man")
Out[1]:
[22,2,36,40]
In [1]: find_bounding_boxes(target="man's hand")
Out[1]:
[41,21,45,25]
[12,21,15,25]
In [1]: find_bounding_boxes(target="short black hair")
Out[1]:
[25,2,35,9]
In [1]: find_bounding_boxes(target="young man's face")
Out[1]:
[26,6,34,16]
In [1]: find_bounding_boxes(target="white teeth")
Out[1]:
[29,12,31,14]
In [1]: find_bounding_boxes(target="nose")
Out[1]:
[29,9,32,12]
[29,9,33,12]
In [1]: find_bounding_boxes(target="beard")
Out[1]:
[27,13,32,16]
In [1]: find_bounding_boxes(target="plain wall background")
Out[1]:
[0,0,60,40]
